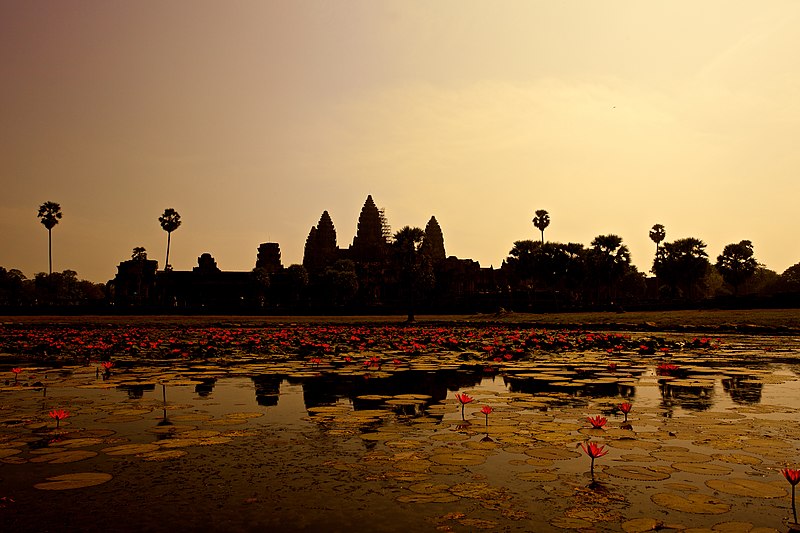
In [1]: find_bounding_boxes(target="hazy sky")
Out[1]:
[2,1,799,283]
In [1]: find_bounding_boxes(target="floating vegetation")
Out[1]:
[2,324,800,530]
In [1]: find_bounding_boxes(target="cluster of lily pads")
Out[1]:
[2,324,800,530]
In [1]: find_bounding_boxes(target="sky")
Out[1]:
[2,1,799,283]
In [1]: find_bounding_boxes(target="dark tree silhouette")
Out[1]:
[649,224,666,256]
[158,208,182,271]
[653,238,710,299]
[716,240,757,295]
[532,210,550,243]
[321,260,359,308]
[393,226,434,323]
[37,201,62,275]
[131,247,148,261]
[588,234,632,304]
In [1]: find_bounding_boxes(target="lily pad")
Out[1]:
[34,472,113,490]
[650,492,730,514]
[705,478,786,498]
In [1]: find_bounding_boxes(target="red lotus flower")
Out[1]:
[618,402,632,422]
[587,415,607,429]
[607,362,617,372]
[456,393,474,405]
[657,363,679,376]
[49,409,70,428]
[11,367,22,381]
[581,441,608,459]
[784,468,800,486]
[455,392,474,420]
[102,361,114,374]
[784,468,800,524]
[481,405,492,426]
[581,441,608,480]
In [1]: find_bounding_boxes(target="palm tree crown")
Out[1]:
[649,224,666,252]
[532,210,550,243]
[159,208,182,270]
[37,201,62,275]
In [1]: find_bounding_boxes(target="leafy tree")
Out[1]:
[505,240,538,287]
[158,208,182,270]
[131,247,148,261]
[321,260,359,308]
[715,240,758,295]
[281,264,309,307]
[392,226,434,322]
[653,238,710,299]
[775,262,800,293]
[587,234,632,304]
[532,210,550,243]
[0,267,28,306]
[37,201,62,275]
[251,267,272,307]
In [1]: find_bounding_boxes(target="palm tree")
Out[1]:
[532,210,550,243]
[649,224,666,256]
[37,202,62,275]
[393,226,432,323]
[158,208,182,270]
[649,224,666,298]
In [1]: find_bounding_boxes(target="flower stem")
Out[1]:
[793,485,797,524]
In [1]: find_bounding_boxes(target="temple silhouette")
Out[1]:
[111,195,499,312]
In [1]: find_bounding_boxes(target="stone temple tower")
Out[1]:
[350,195,387,263]
[303,211,338,273]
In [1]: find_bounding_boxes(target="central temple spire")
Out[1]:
[351,195,388,263]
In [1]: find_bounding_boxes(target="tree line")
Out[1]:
[2,202,800,312]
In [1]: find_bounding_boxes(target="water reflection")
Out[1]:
[117,382,155,400]
[722,376,763,404]
[194,378,216,397]
[658,379,714,411]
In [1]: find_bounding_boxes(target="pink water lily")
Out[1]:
[618,402,632,422]
[48,409,70,428]
[587,415,607,429]
[481,405,493,426]
[455,392,474,420]
[783,468,800,524]
[581,441,608,479]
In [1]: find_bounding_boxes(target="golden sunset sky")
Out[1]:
[2,1,799,282]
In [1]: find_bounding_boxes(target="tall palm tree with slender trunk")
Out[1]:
[158,208,182,271]
[37,202,62,275]
[532,210,550,243]
[649,224,666,257]
[393,226,433,323]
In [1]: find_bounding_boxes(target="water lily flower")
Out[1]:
[581,441,608,479]
[657,363,679,376]
[784,468,800,486]
[618,402,632,422]
[783,468,800,524]
[587,415,607,429]
[48,409,70,428]
[481,405,493,426]
[455,392,474,419]
[11,368,22,381]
